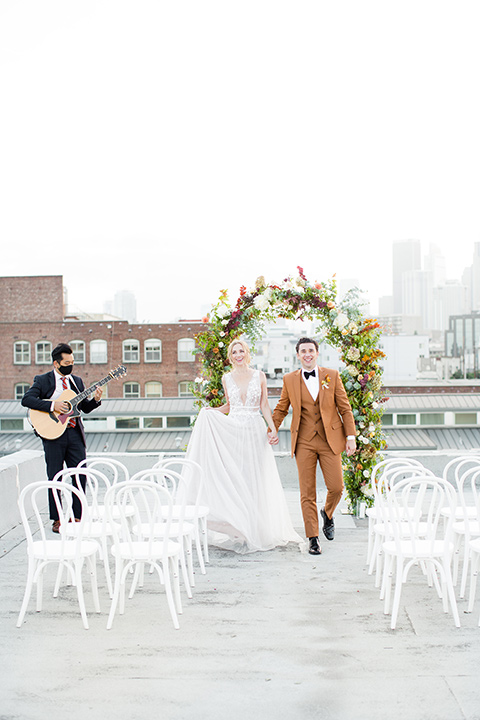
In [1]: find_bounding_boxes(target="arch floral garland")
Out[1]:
[192,267,388,511]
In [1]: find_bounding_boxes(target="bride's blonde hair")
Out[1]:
[227,338,251,366]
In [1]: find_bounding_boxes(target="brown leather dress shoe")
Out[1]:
[52,520,60,533]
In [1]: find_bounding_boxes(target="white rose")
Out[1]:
[254,294,270,311]
[263,287,274,300]
[333,312,349,330]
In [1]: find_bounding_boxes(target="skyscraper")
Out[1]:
[392,240,421,314]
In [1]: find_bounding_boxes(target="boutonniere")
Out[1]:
[321,375,331,390]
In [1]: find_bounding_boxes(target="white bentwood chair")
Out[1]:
[153,457,209,574]
[129,467,194,598]
[17,480,100,630]
[451,465,480,598]
[367,459,431,586]
[105,480,182,630]
[382,475,460,630]
[366,458,428,568]
[54,467,119,598]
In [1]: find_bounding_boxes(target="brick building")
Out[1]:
[0,276,206,400]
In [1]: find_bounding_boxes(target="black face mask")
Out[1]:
[58,365,73,376]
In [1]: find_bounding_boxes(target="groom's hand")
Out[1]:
[267,429,279,445]
[345,438,357,456]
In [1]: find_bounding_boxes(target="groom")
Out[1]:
[272,337,356,555]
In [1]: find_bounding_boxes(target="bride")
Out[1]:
[186,338,302,553]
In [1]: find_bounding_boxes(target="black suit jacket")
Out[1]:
[21,370,101,445]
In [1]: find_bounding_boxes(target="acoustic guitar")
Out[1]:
[29,365,127,440]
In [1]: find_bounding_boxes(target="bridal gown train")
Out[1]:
[186,370,303,553]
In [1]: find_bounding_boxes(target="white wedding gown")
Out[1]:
[186,370,303,553]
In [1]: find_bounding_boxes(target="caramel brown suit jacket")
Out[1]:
[272,367,356,456]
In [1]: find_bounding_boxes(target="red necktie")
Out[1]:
[61,376,76,427]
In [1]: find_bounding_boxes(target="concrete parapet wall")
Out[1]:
[0,450,47,535]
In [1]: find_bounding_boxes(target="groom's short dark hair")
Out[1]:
[296,337,319,353]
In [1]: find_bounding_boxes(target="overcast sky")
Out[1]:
[1,1,479,323]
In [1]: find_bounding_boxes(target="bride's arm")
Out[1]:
[259,372,278,442]
[211,375,230,414]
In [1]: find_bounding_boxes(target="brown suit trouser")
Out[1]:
[295,434,344,538]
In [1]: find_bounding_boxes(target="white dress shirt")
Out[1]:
[302,367,319,401]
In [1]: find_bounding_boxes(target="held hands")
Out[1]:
[267,427,279,445]
[94,387,103,402]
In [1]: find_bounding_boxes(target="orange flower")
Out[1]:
[213,347,219,354]
[202,316,209,323]
[211,389,218,395]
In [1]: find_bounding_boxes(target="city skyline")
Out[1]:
[1,2,479,322]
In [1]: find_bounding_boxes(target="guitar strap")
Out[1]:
[70,378,80,394]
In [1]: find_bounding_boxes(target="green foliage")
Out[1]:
[191,268,388,511]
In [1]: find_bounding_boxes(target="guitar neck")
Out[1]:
[72,373,115,405]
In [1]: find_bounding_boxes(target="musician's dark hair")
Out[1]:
[52,343,73,363]
[295,337,319,353]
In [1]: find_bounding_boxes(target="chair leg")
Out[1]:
[17,558,36,627]
[36,567,44,611]
[383,554,393,613]
[467,550,480,613]
[390,556,405,629]
[88,555,101,614]
[163,558,180,629]
[201,518,209,564]
[194,531,206,575]
[366,517,374,566]
[452,532,463,586]
[106,557,123,630]
[101,536,113,599]
[178,539,193,599]
[460,543,471,599]
[74,559,89,630]
[443,560,461,627]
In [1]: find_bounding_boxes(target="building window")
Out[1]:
[396,414,416,425]
[123,382,140,398]
[145,381,163,398]
[455,412,478,425]
[178,381,193,397]
[90,339,108,364]
[14,383,30,400]
[70,340,86,364]
[419,413,444,426]
[145,339,162,363]
[143,417,164,429]
[123,340,140,363]
[178,338,195,362]
[0,419,23,431]
[381,414,393,426]
[14,341,31,365]
[166,416,191,428]
[115,417,140,429]
[35,341,52,365]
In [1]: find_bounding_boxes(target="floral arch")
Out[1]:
[192,267,388,511]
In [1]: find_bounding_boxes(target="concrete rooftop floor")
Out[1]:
[1,454,480,720]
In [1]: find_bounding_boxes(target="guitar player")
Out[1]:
[21,343,103,533]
